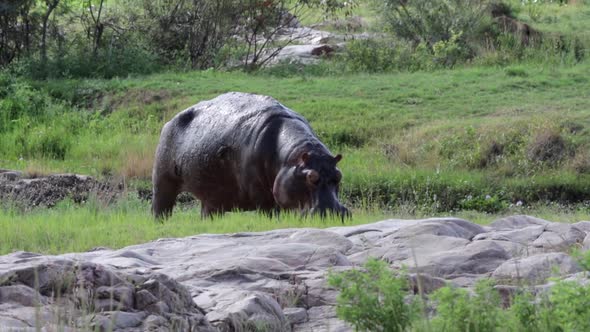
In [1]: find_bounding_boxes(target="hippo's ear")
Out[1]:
[334,154,342,163]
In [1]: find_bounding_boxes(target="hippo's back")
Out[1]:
[172,92,305,151]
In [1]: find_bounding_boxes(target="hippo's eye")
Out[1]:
[306,170,320,185]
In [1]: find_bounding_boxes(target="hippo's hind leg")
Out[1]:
[200,202,226,219]
[152,174,181,219]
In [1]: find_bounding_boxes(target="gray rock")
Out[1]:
[264,44,337,66]
[492,252,582,283]
[572,221,590,233]
[206,292,289,332]
[583,233,590,250]
[412,240,509,277]
[1,215,589,331]
[490,215,551,230]
[284,307,308,325]
[287,229,353,254]
[408,273,448,294]
[0,285,48,307]
[275,27,340,45]
[473,225,545,244]
[390,218,485,240]
[532,223,586,251]
[294,305,351,332]
[0,260,214,332]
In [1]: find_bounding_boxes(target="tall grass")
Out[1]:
[1,192,588,256]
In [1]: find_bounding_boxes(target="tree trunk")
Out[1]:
[41,0,60,71]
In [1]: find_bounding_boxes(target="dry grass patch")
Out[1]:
[120,148,155,180]
[571,147,590,174]
[527,130,569,164]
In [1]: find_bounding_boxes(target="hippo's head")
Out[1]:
[273,152,350,220]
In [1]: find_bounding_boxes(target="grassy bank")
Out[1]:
[1,62,589,211]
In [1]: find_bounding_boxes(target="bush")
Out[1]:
[431,280,505,332]
[459,194,509,213]
[329,251,590,331]
[342,37,462,72]
[328,258,418,332]
[343,39,400,72]
[0,72,79,161]
[0,75,51,131]
[369,0,489,59]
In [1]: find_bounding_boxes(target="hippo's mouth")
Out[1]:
[309,187,351,222]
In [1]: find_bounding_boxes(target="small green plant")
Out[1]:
[343,38,399,73]
[431,279,505,332]
[459,194,509,213]
[328,258,417,332]
[432,31,471,68]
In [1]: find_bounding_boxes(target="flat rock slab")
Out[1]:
[1,215,589,331]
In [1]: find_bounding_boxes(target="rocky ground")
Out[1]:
[0,169,119,209]
[1,214,590,331]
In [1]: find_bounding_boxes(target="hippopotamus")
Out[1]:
[152,92,350,220]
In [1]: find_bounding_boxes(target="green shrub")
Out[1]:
[431,280,505,332]
[369,0,489,60]
[343,39,400,72]
[328,258,418,332]
[0,77,50,131]
[19,32,161,79]
[459,194,509,213]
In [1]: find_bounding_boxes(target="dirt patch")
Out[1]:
[494,15,542,46]
[0,170,198,211]
[0,171,119,209]
[527,131,569,164]
[111,89,174,111]
[479,140,505,168]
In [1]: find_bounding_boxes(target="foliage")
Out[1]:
[458,194,509,214]
[368,0,489,58]
[328,258,417,332]
[0,0,356,77]
[326,250,590,332]
[431,280,505,332]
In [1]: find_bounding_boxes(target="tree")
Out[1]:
[0,0,37,66]
[41,0,60,68]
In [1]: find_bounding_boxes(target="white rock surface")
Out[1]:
[1,215,589,331]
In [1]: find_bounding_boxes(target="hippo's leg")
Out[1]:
[200,203,225,219]
[152,175,181,219]
[261,206,281,220]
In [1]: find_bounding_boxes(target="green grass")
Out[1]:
[0,196,386,255]
[1,194,588,255]
[511,0,590,38]
[2,2,590,255]
[1,62,590,213]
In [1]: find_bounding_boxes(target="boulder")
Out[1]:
[492,252,582,283]
[490,215,551,230]
[284,307,308,325]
